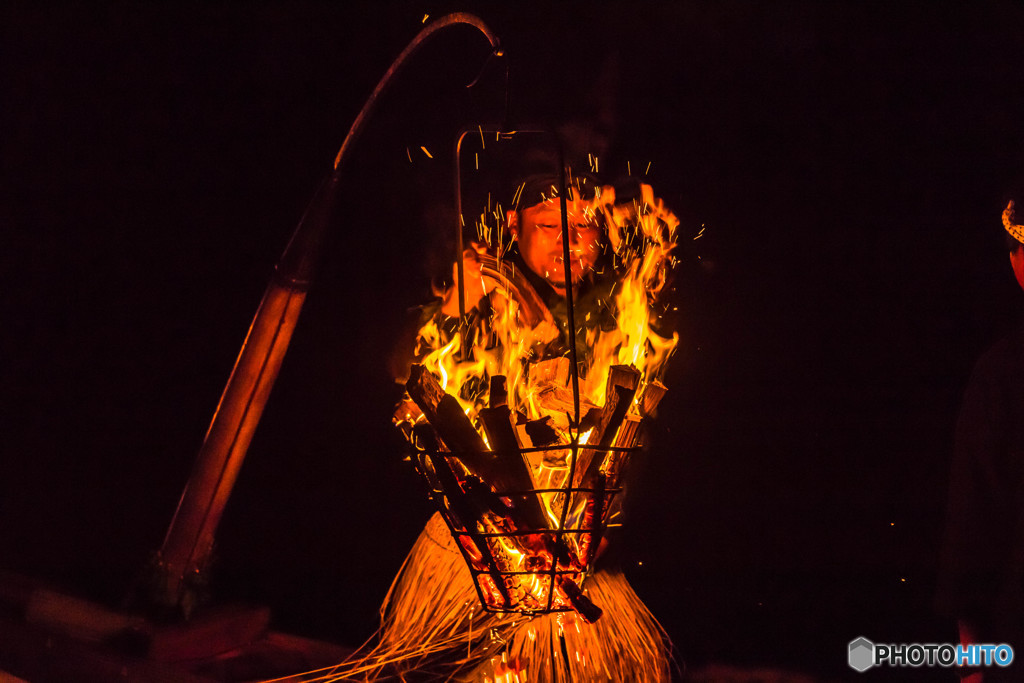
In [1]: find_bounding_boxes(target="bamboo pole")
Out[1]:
[148,12,501,616]
[152,173,337,615]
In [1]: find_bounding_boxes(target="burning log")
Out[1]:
[599,385,635,444]
[577,473,607,569]
[602,414,642,487]
[557,576,603,624]
[423,450,512,607]
[489,375,507,408]
[401,357,665,622]
[528,357,597,429]
[392,402,422,443]
[612,414,643,451]
[407,365,546,528]
[592,365,641,449]
[638,379,667,419]
[474,405,524,476]
[605,365,642,408]
[407,365,564,609]
[524,416,559,447]
[565,367,650,572]
[530,356,570,386]
[406,364,490,472]
[575,365,641,490]
[423,450,476,531]
[476,405,549,530]
[600,380,668,488]
[462,475,514,518]
[411,422,441,455]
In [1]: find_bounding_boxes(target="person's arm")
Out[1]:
[439,244,489,318]
[939,355,1008,681]
[389,249,488,383]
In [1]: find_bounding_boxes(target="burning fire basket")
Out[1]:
[402,362,659,623]
[394,128,676,623]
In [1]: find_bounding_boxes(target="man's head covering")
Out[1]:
[510,168,603,212]
[1003,200,1024,245]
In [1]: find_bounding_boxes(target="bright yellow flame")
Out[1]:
[401,180,681,609]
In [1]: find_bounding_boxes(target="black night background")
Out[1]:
[3,2,1024,680]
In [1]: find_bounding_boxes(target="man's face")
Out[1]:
[1011,246,1024,292]
[509,198,601,293]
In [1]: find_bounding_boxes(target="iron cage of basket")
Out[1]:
[399,126,645,622]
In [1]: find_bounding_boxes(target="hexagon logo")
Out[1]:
[848,637,875,672]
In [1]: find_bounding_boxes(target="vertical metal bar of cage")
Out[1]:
[547,140,581,612]
[453,126,588,613]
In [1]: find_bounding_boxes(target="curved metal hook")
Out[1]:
[332,13,501,171]
[465,44,506,89]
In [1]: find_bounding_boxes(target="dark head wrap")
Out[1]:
[510,168,604,212]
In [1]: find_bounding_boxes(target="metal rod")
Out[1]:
[333,14,500,171]
[451,127,586,613]
[550,146,580,613]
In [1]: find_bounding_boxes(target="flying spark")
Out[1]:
[512,182,526,208]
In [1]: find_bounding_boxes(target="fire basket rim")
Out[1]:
[412,440,635,617]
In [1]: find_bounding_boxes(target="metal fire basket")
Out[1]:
[405,128,642,619]
[412,437,636,619]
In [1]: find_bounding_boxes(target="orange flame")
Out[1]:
[399,181,680,610]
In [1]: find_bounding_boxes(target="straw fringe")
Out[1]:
[292,513,672,682]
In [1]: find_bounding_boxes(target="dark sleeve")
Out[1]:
[936,355,1010,625]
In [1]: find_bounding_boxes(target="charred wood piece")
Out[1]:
[406,365,492,473]
[425,451,511,608]
[524,416,560,447]
[592,365,641,450]
[477,405,549,530]
[639,380,667,418]
[576,365,641,489]
[578,474,607,569]
[559,577,603,623]
[412,422,440,453]
[600,415,643,488]
[489,375,508,408]
[462,475,512,518]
